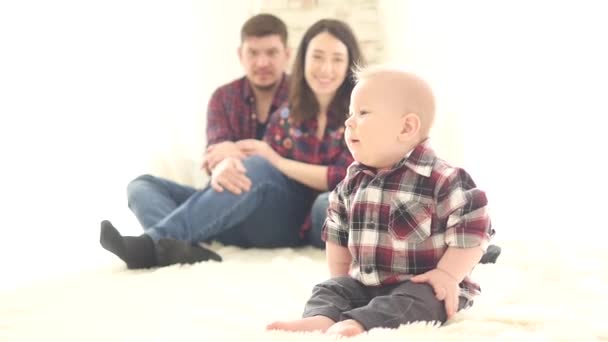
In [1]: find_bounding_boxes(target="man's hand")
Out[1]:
[236,139,281,166]
[410,268,460,320]
[203,141,245,172]
[210,157,251,194]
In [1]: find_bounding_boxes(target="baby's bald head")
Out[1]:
[353,66,436,137]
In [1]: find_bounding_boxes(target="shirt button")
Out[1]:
[364,266,373,274]
[251,113,256,119]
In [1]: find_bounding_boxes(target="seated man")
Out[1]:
[124,13,291,253]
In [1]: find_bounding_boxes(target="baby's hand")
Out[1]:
[410,268,460,320]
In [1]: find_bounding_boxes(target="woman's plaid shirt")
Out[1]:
[264,105,354,238]
[323,140,493,300]
[264,105,354,191]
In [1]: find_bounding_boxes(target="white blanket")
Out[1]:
[1,239,606,341]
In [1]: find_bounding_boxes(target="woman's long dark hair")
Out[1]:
[288,19,364,126]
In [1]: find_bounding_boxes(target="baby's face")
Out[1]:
[345,79,410,169]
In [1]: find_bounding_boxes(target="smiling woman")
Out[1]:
[304,32,349,107]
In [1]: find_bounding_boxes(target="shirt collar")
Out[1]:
[400,139,436,177]
[348,139,437,178]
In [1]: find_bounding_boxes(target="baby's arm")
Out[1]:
[412,167,491,319]
[323,182,352,278]
[326,241,352,277]
[437,246,483,283]
[433,246,484,317]
[410,247,482,319]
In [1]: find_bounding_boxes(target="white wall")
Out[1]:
[379,0,466,166]
[380,0,608,241]
[0,0,251,290]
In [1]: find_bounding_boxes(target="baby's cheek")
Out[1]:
[345,139,352,151]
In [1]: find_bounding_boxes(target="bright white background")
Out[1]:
[1,0,606,290]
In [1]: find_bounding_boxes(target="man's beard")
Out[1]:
[252,81,277,93]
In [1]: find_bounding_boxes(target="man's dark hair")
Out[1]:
[241,13,288,46]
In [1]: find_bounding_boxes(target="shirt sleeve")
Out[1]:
[326,139,354,190]
[436,168,493,251]
[322,183,349,246]
[206,87,235,147]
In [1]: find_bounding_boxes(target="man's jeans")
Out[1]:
[126,156,312,248]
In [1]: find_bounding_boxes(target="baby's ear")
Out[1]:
[398,113,421,141]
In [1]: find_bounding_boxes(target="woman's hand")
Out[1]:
[236,139,282,166]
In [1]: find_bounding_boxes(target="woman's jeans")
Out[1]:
[126,156,312,248]
[308,191,330,249]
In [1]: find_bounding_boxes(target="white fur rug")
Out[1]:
[1,239,606,342]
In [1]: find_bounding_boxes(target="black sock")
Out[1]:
[479,244,502,264]
[155,238,222,266]
[100,220,157,269]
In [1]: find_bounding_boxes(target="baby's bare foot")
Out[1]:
[266,316,335,332]
[326,319,365,337]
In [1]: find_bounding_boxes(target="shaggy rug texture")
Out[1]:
[1,239,606,342]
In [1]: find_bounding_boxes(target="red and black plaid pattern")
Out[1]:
[264,104,354,238]
[323,140,493,300]
[206,75,289,146]
[264,105,354,191]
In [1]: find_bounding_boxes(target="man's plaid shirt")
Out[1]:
[206,74,289,146]
[323,140,493,300]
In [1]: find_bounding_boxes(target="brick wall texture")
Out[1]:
[258,0,383,65]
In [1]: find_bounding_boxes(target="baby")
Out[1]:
[267,66,494,337]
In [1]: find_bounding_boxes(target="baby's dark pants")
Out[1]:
[302,276,471,330]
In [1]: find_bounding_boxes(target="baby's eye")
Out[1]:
[359,110,369,116]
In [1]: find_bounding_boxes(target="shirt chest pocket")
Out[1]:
[388,201,432,243]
